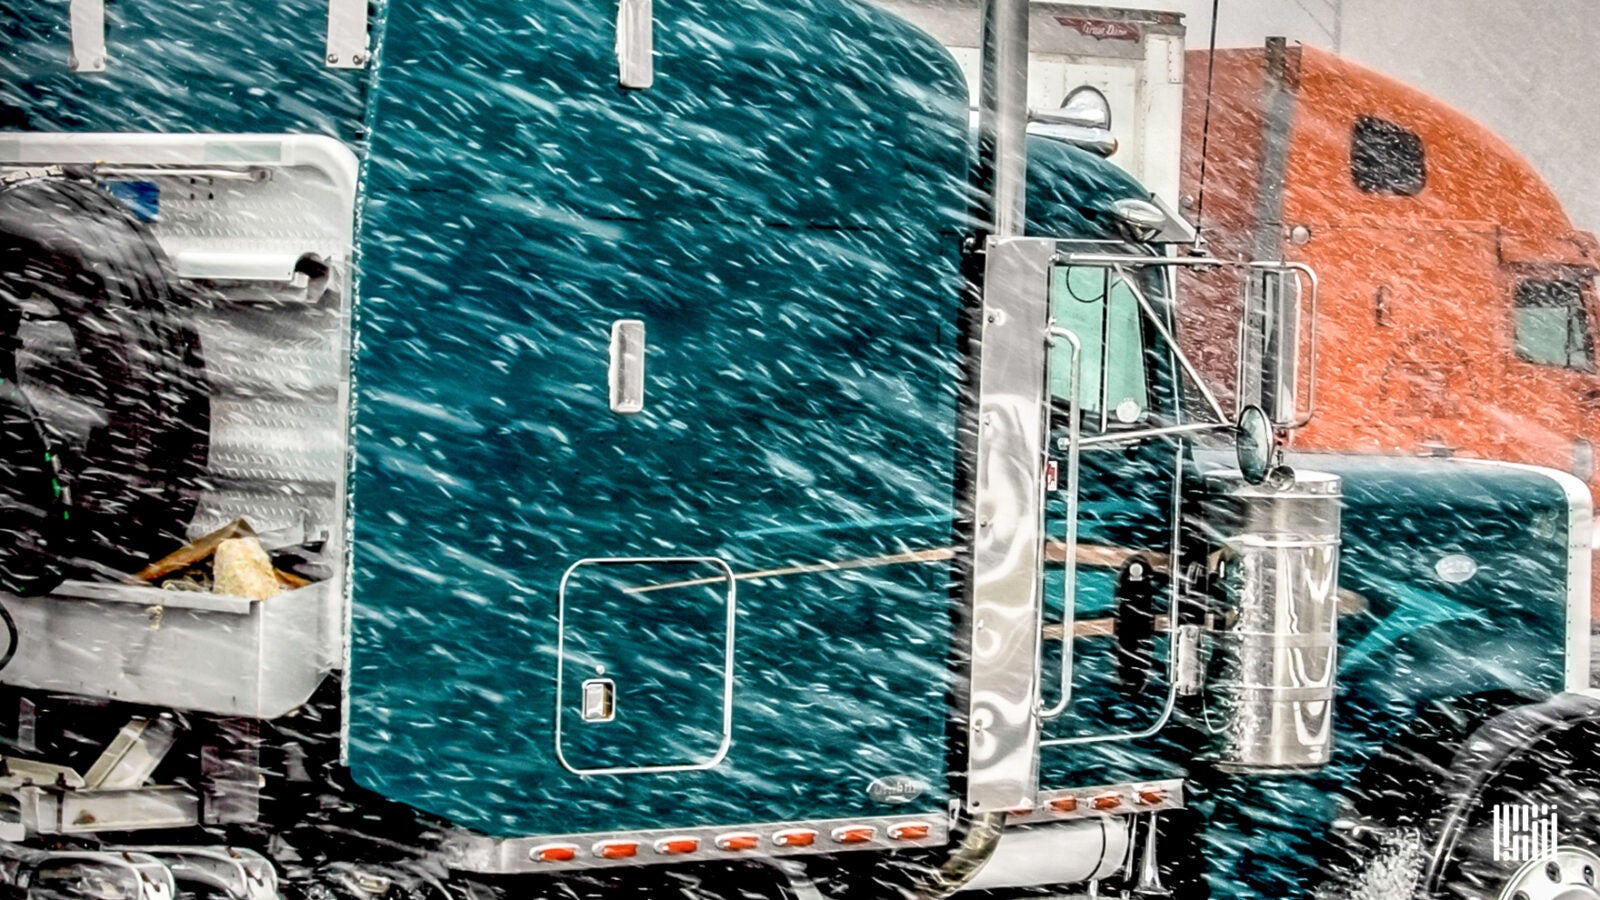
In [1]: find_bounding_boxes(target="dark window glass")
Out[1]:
[1514,278,1594,370]
[1351,115,1426,196]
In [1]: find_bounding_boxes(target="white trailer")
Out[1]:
[872,1,1187,210]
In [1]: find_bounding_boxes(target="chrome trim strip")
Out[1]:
[1061,254,1229,268]
[967,237,1055,812]
[608,319,647,414]
[324,0,371,68]
[1005,777,1186,826]
[554,556,736,775]
[439,813,950,875]
[616,0,655,89]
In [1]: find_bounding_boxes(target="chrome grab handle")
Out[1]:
[1056,251,1322,430]
[1235,261,1320,429]
[1248,261,1319,429]
[1040,326,1081,720]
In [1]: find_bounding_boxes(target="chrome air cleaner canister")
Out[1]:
[1204,469,1342,770]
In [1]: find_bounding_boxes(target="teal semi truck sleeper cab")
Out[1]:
[0,1,1594,899]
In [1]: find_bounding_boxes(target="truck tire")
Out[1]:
[1422,717,1600,900]
[1329,694,1600,900]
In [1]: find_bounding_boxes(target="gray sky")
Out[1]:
[1103,0,1600,236]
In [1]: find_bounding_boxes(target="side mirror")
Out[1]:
[1237,264,1317,428]
[1235,405,1276,485]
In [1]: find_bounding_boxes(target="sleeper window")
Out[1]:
[1352,115,1426,196]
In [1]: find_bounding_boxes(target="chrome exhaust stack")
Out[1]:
[975,0,1029,237]
[937,2,1032,894]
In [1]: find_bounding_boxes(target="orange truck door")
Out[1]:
[1294,223,1504,460]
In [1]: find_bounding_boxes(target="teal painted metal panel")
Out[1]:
[0,0,367,139]
[1025,137,1154,240]
[347,0,970,837]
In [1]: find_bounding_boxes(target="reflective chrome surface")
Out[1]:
[324,0,371,68]
[66,0,106,72]
[0,846,177,900]
[1040,326,1081,720]
[1238,261,1320,428]
[966,237,1055,812]
[616,0,655,89]
[958,818,1129,891]
[1039,447,1187,748]
[977,0,1030,236]
[441,813,947,874]
[1204,469,1342,769]
[608,319,646,414]
[1236,405,1275,485]
[109,846,279,900]
[1493,845,1600,900]
[1004,777,1186,826]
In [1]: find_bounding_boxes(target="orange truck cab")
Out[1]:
[1179,41,1600,501]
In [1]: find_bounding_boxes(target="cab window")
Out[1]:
[1514,278,1594,371]
[1352,115,1425,196]
[1049,265,1149,427]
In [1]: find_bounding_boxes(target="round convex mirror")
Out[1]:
[1236,405,1276,485]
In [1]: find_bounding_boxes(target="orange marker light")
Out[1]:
[1137,788,1167,806]
[831,826,876,844]
[530,843,578,863]
[773,829,818,848]
[594,841,638,859]
[1091,793,1123,811]
[1050,796,1079,813]
[888,822,931,841]
[654,837,700,855]
[716,833,760,851]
